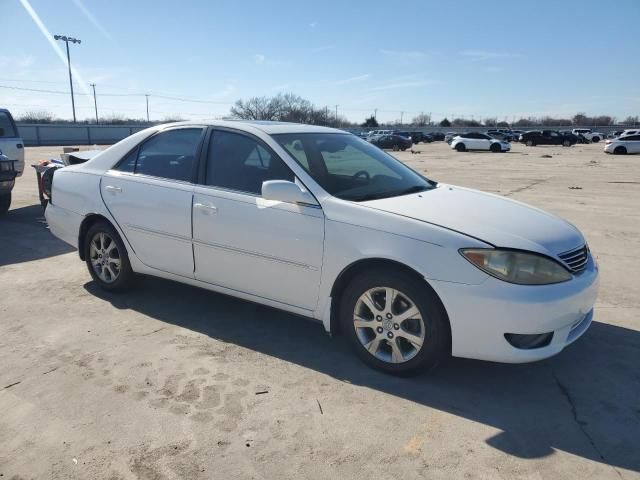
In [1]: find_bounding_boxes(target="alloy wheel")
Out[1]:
[89,232,121,283]
[353,287,426,364]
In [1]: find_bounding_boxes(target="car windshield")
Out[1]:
[273,133,434,202]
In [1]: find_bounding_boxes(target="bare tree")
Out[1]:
[411,113,431,126]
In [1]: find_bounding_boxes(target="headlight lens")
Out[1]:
[460,248,572,285]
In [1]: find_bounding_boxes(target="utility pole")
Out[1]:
[90,83,99,124]
[145,94,150,122]
[54,35,81,123]
[335,104,338,122]
[400,111,404,125]
[325,106,328,124]
[374,108,378,121]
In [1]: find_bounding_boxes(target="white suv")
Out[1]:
[572,128,604,143]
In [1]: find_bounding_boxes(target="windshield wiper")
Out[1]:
[347,185,431,202]
[396,185,431,196]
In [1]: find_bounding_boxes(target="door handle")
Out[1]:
[105,185,122,193]
[194,202,218,214]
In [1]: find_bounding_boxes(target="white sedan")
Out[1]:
[45,121,598,375]
[451,132,511,152]
[604,134,640,154]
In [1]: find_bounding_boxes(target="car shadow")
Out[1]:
[0,204,74,267]
[85,276,639,473]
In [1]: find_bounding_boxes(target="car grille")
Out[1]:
[558,245,589,273]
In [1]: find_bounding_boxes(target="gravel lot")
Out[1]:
[1,142,639,479]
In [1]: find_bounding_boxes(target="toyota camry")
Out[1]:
[45,121,599,375]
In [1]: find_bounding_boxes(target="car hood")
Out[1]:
[362,184,584,256]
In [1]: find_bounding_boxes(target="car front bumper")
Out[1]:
[429,255,599,363]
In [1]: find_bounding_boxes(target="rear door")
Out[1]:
[624,135,640,153]
[102,126,205,277]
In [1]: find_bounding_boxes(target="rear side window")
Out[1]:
[120,128,203,182]
[623,135,640,141]
[205,130,294,195]
[0,112,17,138]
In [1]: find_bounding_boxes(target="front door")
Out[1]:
[192,128,324,311]
[102,127,205,277]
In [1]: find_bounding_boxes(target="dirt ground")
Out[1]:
[1,141,639,479]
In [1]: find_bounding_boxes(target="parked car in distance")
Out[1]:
[395,131,433,144]
[620,129,640,137]
[0,108,25,214]
[445,132,460,144]
[604,134,640,154]
[45,120,598,375]
[520,130,577,147]
[367,129,394,140]
[430,132,445,141]
[510,130,525,140]
[370,134,412,151]
[486,129,515,142]
[572,128,604,143]
[451,132,510,152]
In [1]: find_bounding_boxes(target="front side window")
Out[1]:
[133,128,203,181]
[0,112,17,138]
[205,130,294,195]
[273,133,433,202]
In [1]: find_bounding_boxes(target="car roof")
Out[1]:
[165,120,346,135]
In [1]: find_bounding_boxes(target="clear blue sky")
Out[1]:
[2,0,639,123]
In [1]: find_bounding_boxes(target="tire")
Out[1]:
[490,143,501,153]
[455,143,466,152]
[526,139,534,147]
[392,144,399,151]
[562,139,571,147]
[614,146,627,155]
[84,221,134,291]
[339,268,450,376]
[0,193,10,215]
[401,147,407,151]
[592,136,600,143]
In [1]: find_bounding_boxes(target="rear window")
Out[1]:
[0,112,17,138]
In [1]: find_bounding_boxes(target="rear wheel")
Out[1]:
[526,139,534,147]
[339,268,450,375]
[392,144,400,151]
[455,143,466,152]
[562,139,572,147]
[490,143,501,152]
[0,193,10,215]
[614,146,627,155]
[84,221,134,291]
[592,136,600,143]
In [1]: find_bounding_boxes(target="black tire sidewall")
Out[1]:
[0,192,11,215]
[456,143,465,152]
[339,268,450,375]
[84,221,134,291]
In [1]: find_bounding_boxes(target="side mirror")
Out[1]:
[262,180,318,206]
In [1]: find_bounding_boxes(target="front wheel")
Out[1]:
[455,143,466,152]
[0,192,11,215]
[84,221,134,291]
[562,139,572,147]
[392,144,399,151]
[592,136,600,143]
[339,268,450,375]
[526,139,534,147]
[490,143,501,152]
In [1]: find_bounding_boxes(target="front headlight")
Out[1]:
[460,249,572,285]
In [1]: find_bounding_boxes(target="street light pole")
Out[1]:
[90,83,99,124]
[54,35,81,123]
[145,94,150,122]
